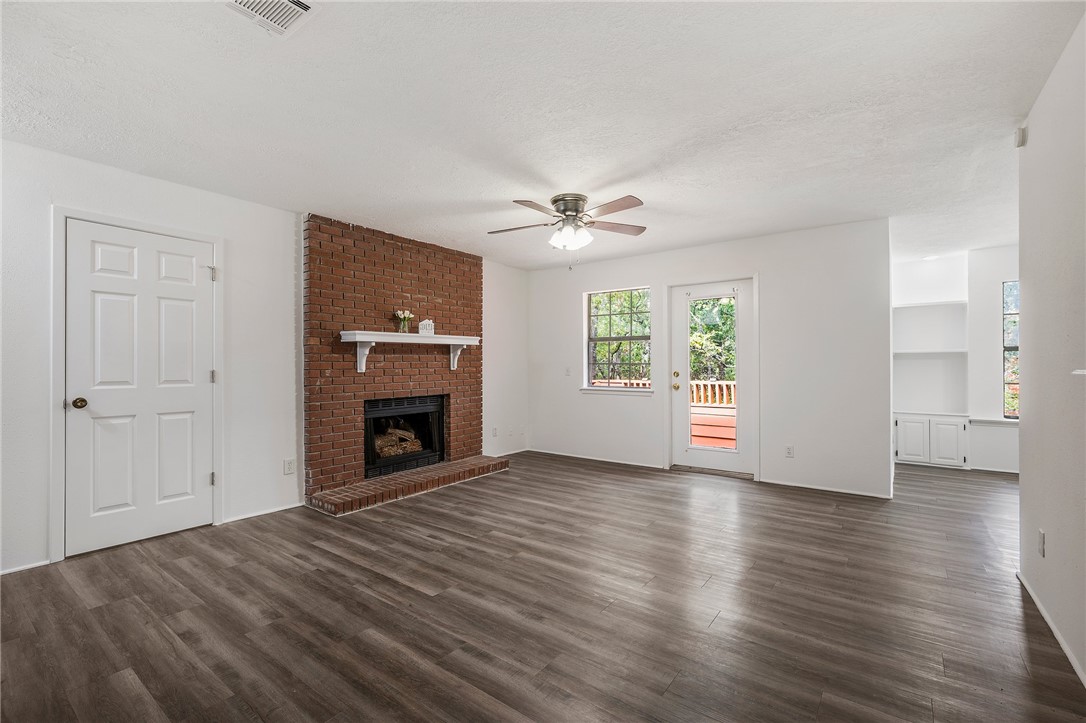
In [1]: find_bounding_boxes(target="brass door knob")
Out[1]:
[71,397,88,409]
[672,383,680,390]
[673,371,680,377]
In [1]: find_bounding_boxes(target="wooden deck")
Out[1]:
[690,404,736,449]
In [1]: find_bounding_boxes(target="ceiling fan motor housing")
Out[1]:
[550,193,588,217]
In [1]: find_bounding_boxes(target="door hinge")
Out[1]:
[62,399,69,410]
[894,420,898,427]
[963,456,967,464]
[210,369,217,383]
[963,424,966,431]
[895,450,898,457]
[208,265,217,281]
[210,471,216,486]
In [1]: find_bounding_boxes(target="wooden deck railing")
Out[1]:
[690,380,736,407]
[589,379,652,388]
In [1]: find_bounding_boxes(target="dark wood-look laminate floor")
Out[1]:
[3,454,1085,722]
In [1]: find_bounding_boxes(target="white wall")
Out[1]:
[968,245,1020,472]
[482,259,530,456]
[891,254,968,306]
[527,219,893,498]
[1,142,302,572]
[1017,17,1085,684]
[893,353,967,415]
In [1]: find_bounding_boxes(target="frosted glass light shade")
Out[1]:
[549,222,593,251]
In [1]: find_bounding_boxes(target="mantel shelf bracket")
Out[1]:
[354,341,377,373]
[449,344,466,371]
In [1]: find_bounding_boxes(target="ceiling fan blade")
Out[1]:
[513,199,563,218]
[585,195,643,219]
[588,220,647,236]
[487,222,556,235]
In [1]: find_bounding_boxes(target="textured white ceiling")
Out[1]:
[3,3,1082,268]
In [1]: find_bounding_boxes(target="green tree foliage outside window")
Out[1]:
[587,288,651,387]
[689,297,736,381]
[1003,280,1019,419]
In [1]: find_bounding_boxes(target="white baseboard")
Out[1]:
[221,501,303,524]
[1017,571,1086,690]
[485,446,531,458]
[1,559,51,576]
[525,448,667,471]
[969,465,1020,475]
[759,477,893,499]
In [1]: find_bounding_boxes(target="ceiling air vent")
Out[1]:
[227,0,316,38]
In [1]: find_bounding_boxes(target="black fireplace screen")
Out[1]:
[363,395,445,478]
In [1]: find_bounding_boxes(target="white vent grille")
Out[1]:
[228,0,315,37]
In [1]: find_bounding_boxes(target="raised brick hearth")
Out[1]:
[306,455,509,516]
[303,214,502,513]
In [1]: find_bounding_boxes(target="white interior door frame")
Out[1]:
[49,206,225,563]
[665,274,761,480]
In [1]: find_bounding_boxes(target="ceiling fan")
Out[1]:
[488,193,646,251]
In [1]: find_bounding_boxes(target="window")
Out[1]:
[1003,280,1019,419]
[587,288,651,388]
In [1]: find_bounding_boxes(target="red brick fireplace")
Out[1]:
[302,214,506,514]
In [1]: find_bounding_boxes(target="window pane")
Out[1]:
[1005,383,1019,418]
[610,290,632,315]
[1004,350,1019,383]
[590,364,608,385]
[629,340,651,364]
[590,315,609,339]
[610,313,631,337]
[632,311,650,336]
[631,288,649,312]
[1004,315,1019,347]
[590,293,609,316]
[1003,281,1020,314]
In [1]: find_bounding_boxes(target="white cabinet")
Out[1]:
[896,415,930,463]
[930,418,967,466]
[894,414,968,467]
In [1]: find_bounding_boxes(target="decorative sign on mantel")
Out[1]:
[339,330,480,372]
[419,319,435,335]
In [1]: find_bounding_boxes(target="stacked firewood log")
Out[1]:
[375,427,423,457]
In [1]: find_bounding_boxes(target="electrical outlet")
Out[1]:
[785,445,795,458]
[564,366,572,377]
[283,458,296,475]
[492,427,498,438]
[1038,529,1046,558]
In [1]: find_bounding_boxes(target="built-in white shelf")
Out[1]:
[892,300,968,309]
[340,331,480,372]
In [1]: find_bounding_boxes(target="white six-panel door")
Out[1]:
[65,219,215,555]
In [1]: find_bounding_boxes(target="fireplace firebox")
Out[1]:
[363,395,445,478]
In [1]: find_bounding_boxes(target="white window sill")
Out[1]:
[969,418,1020,428]
[579,387,654,396]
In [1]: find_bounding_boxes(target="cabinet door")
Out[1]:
[896,417,929,463]
[930,419,965,467]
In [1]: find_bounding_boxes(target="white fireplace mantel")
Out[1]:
[339,331,480,372]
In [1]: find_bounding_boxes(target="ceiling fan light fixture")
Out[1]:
[549,219,593,251]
